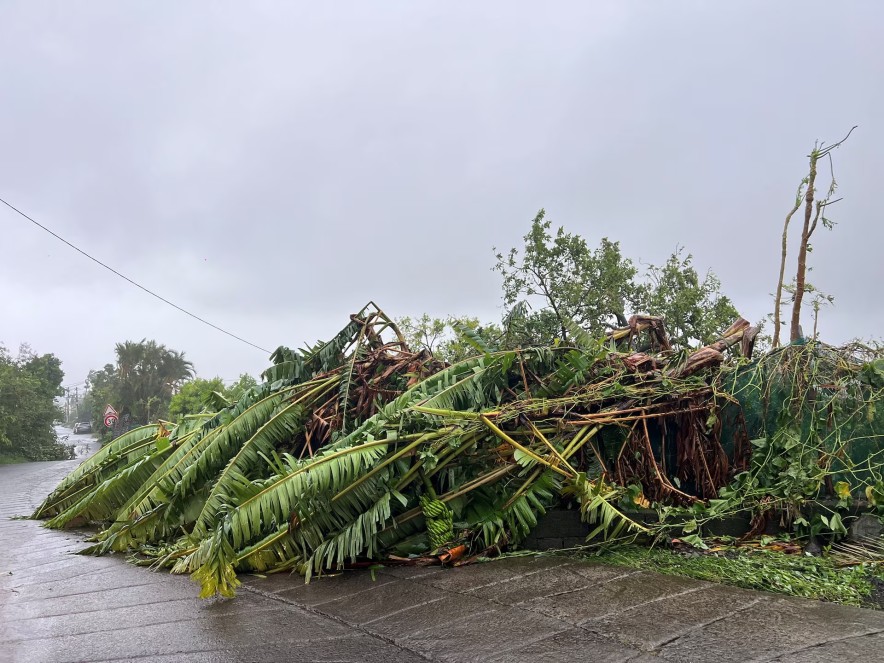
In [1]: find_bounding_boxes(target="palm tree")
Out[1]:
[111,340,195,424]
[115,340,144,380]
[160,350,194,395]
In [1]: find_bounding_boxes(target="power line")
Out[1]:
[1,197,271,354]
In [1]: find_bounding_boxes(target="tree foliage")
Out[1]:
[168,378,227,419]
[494,210,737,348]
[494,210,638,342]
[168,374,259,419]
[84,364,117,432]
[85,340,195,432]
[637,248,739,348]
[397,314,503,363]
[225,373,258,402]
[0,344,71,461]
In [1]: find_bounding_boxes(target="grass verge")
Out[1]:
[590,543,884,608]
[0,453,31,465]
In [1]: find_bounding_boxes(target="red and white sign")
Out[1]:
[103,404,119,428]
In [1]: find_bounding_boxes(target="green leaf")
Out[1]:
[679,534,708,550]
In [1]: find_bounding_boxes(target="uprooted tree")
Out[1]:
[32,301,883,599]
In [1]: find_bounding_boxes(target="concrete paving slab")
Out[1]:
[1,549,111,576]
[773,630,884,662]
[3,540,91,558]
[377,564,446,581]
[466,561,635,605]
[104,634,429,663]
[2,577,202,622]
[259,570,396,605]
[4,605,353,663]
[657,595,884,662]
[1,562,119,589]
[518,570,702,624]
[587,582,763,650]
[487,627,644,663]
[411,555,569,593]
[7,566,171,601]
[399,607,570,663]
[361,595,494,640]
[0,593,275,643]
[310,578,447,625]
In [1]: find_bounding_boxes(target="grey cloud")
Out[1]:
[2,1,882,387]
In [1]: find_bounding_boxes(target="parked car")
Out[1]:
[72,421,92,434]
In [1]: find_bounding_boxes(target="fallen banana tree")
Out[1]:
[33,304,883,598]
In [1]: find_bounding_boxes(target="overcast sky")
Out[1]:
[2,1,882,389]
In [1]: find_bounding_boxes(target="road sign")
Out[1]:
[103,404,118,428]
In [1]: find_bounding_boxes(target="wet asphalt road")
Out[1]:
[3,452,884,661]
[55,426,101,462]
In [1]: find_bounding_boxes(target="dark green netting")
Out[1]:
[720,342,884,496]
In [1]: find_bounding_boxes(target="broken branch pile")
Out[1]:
[33,303,883,598]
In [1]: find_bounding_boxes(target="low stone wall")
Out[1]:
[522,505,884,550]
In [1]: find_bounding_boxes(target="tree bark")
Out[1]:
[789,154,818,342]
[773,188,803,348]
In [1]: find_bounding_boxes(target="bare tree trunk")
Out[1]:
[777,127,855,345]
[789,155,817,342]
[772,186,804,348]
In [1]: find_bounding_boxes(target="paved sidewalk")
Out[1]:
[3,461,884,662]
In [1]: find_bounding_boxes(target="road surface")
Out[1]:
[2,456,884,662]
